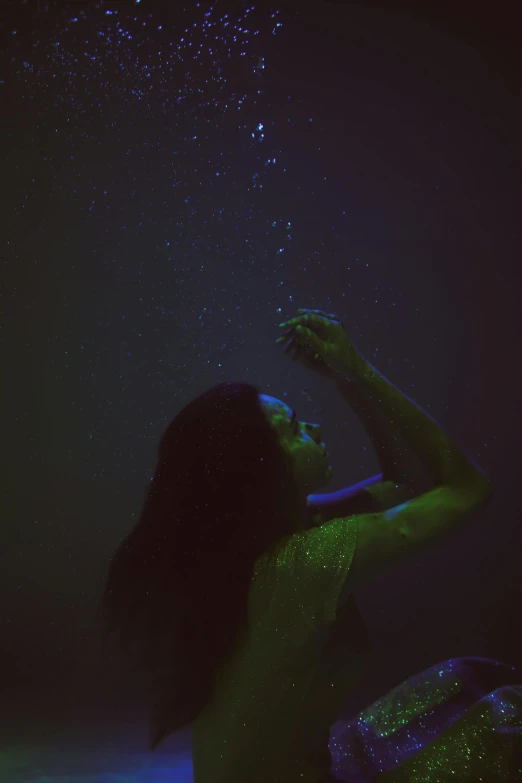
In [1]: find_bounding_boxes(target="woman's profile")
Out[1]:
[97,308,522,782]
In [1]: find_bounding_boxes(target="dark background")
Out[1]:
[1,0,521,749]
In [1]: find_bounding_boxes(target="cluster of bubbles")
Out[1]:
[9,3,281,130]
[4,3,299,267]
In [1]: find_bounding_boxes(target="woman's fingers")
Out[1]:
[279,309,340,331]
[275,334,298,355]
[297,308,340,321]
[279,313,317,330]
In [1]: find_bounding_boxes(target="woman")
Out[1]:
[97,309,522,782]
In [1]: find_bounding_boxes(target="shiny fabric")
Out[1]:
[329,656,522,781]
[192,515,361,783]
[192,516,522,781]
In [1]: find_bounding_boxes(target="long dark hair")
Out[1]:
[96,382,308,750]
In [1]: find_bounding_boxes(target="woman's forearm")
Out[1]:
[337,353,491,489]
[334,371,432,493]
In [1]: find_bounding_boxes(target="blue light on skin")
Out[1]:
[384,500,412,522]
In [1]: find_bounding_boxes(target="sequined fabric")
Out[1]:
[192,515,522,782]
[192,515,361,783]
[329,656,522,781]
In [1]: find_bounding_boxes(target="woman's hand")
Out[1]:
[276,308,360,380]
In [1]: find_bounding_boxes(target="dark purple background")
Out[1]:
[1,0,521,746]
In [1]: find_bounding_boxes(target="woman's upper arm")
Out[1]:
[361,481,418,510]
[339,481,493,599]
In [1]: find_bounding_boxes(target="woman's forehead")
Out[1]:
[259,393,293,423]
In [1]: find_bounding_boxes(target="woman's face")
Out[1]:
[259,394,332,496]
